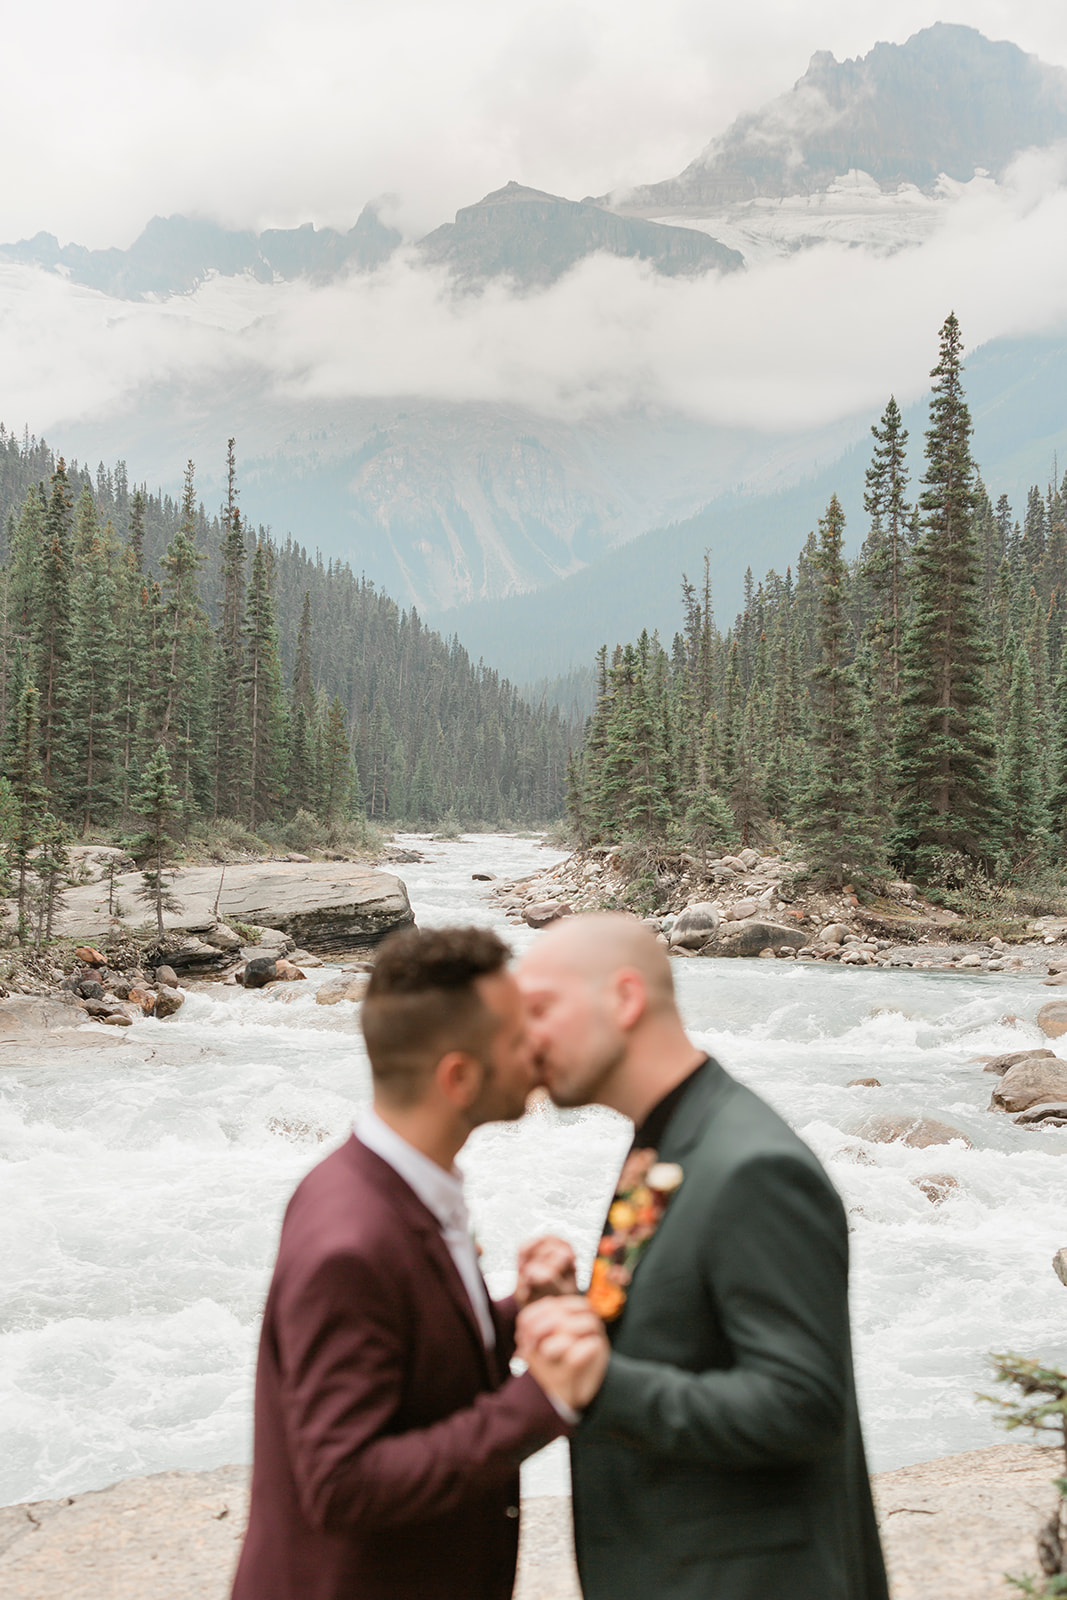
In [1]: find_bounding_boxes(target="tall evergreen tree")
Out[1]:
[34,459,74,798]
[795,496,877,884]
[892,314,1002,875]
[243,544,287,829]
[999,642,1048,860]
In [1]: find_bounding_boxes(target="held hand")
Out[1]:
[516,1294,610,1412]
[514,1235,578,1307]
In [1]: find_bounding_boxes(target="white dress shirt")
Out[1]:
[356,1107,496,1349]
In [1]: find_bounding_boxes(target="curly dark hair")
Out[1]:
[361,926,511,1106]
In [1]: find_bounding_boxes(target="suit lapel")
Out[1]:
[346,1136,494,1386]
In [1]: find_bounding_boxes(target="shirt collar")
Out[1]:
[631,1057,710,1151]
[356,1106,469,1232]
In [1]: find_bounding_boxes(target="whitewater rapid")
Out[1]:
[1,832,1065,1506]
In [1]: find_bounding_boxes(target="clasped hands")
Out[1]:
[513,1236,610,1414]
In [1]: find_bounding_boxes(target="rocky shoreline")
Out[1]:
[0,1442,1061,1600]
[489,844,1067,975]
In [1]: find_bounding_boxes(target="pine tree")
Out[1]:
[795,496,877,884]
[8,673,47,943]
[243,544,287,829]
[32,812,69,950]
[892,314,1002,876]
[211,444,247,819]
[158,461,208,753]
[861,396,911,701]
[35,459,74,799]
[65,520,119,832]
[287,591,317,815]
[999,643,1049,862]
[320,698,355,822]
[131,744,182,941]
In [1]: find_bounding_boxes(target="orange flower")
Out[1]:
[587,1258,627,1322]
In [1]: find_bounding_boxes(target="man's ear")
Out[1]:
[434,1049,483,1109]
[613,968,648,1032]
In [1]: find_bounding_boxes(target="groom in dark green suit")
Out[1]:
[516,913,889,1600]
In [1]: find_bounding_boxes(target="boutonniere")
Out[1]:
[587,1148,684,1323]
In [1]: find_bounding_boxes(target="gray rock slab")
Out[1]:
[53,863,413,955]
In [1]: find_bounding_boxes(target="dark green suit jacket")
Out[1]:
[571,1058,889,1600]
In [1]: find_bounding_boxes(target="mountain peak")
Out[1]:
[616,23,1067,213]
[417,186,742,286]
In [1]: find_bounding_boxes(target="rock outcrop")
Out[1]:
[52,862,413,958]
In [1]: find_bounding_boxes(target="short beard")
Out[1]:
[547,1036,626,1109]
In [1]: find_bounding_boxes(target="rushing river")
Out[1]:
[2,832,1066,1507]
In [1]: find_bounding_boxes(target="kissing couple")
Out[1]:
[232,915,889,1600]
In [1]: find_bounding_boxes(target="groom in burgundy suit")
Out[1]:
[231,925,581,1600]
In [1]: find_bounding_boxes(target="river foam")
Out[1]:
[1,832,1065,1505]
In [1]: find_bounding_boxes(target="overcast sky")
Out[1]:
[2,0,1067,246]
[1,1,1066,454]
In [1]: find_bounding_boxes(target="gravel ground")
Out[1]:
[0,1441,1061,1599]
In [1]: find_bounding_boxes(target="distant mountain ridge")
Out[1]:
[0,206,401,299]
[417,182,741,285]
[0,184,740,301]
[614,24,1067,214]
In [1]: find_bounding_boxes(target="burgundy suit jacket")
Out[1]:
[231,1134,566,1600]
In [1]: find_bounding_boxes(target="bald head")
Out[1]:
[524,913,675,1015]
[518,913,692,1115]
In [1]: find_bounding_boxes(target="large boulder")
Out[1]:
[711,920,806,958]
[854,1114,973,1149]
[1037,1001,1067,1038]
[990,1057,1067,1113]
[54,862,413,956]
[669,903,720,950]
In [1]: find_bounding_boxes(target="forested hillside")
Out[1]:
[569,314,1067,892]
[0,429,573,867]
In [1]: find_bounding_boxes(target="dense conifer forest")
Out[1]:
[569,314,1067,897]
[0,430,574,936]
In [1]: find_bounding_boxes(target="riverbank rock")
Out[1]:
[53,863,413,957]
[1012,1101,1067,1127]
[1054,1248,1067,1286]
[849,1077,882,1088]
[711,920,806,958]
[989,1057,1067,1113]
[314,973,370,1005]
[669,902,720,949]
[981,1048,1057,1076]
[1036,1000,1067,1038]
[240,957,278,989]
[854,1114,973,1149]
[153,986,184,1019]
[524,901,572,929]
[73,945,106,966]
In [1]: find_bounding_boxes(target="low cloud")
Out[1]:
[1,149,1066,448]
